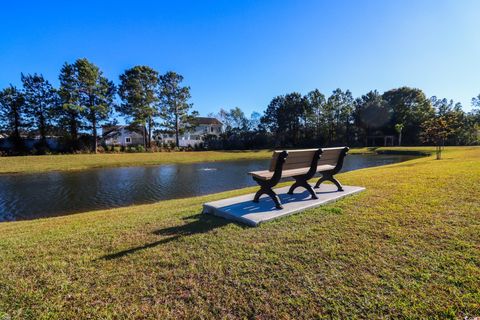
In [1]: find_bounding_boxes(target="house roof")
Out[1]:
[102,125,144,137]
[194,117,222,125]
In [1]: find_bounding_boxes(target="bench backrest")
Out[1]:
[318,147,347,166]
[269,149,320,171]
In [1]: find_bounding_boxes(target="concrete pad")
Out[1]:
[203,184,365,227]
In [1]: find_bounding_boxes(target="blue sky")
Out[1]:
[1,0,479,118]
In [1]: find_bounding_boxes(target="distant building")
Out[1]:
[0,132,62,152]
[101,117,223,148]
[101,125,145,147]
[155,117,223,147]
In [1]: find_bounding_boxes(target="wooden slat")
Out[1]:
[322,147,345,151]
[283,153,317,170]
[249,167,310,180]
[317,158,338,166]
[269,149,319,171]
[320,154,340,161]
[262,147,345,176]
[317,147,345,166]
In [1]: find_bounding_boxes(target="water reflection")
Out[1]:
[0,154,418,221]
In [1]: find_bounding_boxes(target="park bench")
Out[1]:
[313,146,349,191]
[248,148,322,209]
[248,146,349,209]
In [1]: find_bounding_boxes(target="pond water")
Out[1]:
[0,154,418,222]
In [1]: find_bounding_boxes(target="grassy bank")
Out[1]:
[0,147,479,318]
[0,150,272,174]
[0,146,434,175]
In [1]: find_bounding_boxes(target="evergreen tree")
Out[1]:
[326,89,354,145]
[58,62,83,150]
[306,89,326,143]
[21,73,57,152]
[118,66,159,148]
[382,87,434,145]
[158,71,194,147]
[0,85,27,151]
[75,58,115,153]
[354,90,391,145]
[261,93,306,147]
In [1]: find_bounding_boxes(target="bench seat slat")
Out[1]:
[269,150,319,171]
[249,164,335,180]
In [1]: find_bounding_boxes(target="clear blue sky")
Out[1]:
[1,0,479,118]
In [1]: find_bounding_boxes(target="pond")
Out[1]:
[0,154,419,222]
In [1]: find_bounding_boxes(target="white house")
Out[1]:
[101,125,144,147]
[155,117,223,147]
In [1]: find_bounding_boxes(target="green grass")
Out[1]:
[0,150,272,174]
[0,146,434,175]
[0,147,478,318]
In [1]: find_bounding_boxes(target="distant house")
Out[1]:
[101,125,145,147]
[0,132,62,152]
[155,117,223,147]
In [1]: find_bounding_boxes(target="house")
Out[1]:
[155,117,223,147]
[101,125,145,147]
[0,132,62,152]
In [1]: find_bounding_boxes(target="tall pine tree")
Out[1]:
[158,71,194,147]
[75,58,115,153]
[58,62,83,150]
[0,85,27,151]
[118,66,159,148]
[21,73,57,152]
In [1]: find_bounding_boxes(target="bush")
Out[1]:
[135,145,145,152]
[149,144,161,152]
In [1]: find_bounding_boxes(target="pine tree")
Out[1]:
[21,73,57,152]
[0,85,27,151]
[158,71,194,147]
[75,58,115,153]
[118,66,159,148]
[58,62,83,150]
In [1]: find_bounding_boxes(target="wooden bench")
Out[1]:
[249,149,322,209]
[314,147,349,191]
[248,146,349,209]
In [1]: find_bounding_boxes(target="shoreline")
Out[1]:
[0,146,442,175]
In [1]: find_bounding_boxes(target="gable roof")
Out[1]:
[194,117,222,125]
[102,125,144,137]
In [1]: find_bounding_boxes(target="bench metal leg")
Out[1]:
[265,189,283,209]
[288,178,318,199]
[251,150,288,210]
[252,186,283,209]
[253,189,264,203]
[314,174,344,191]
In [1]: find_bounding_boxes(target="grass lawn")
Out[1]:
[0,150,272,174]
[0,146,435,175]
[1,147,479,318]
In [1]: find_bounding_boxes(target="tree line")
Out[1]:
[0,58,194,154]
[212,88,480,150]
[1,59,479,155]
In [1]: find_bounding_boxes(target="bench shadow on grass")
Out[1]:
[100,213,238,260]
[99,187,340,260]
